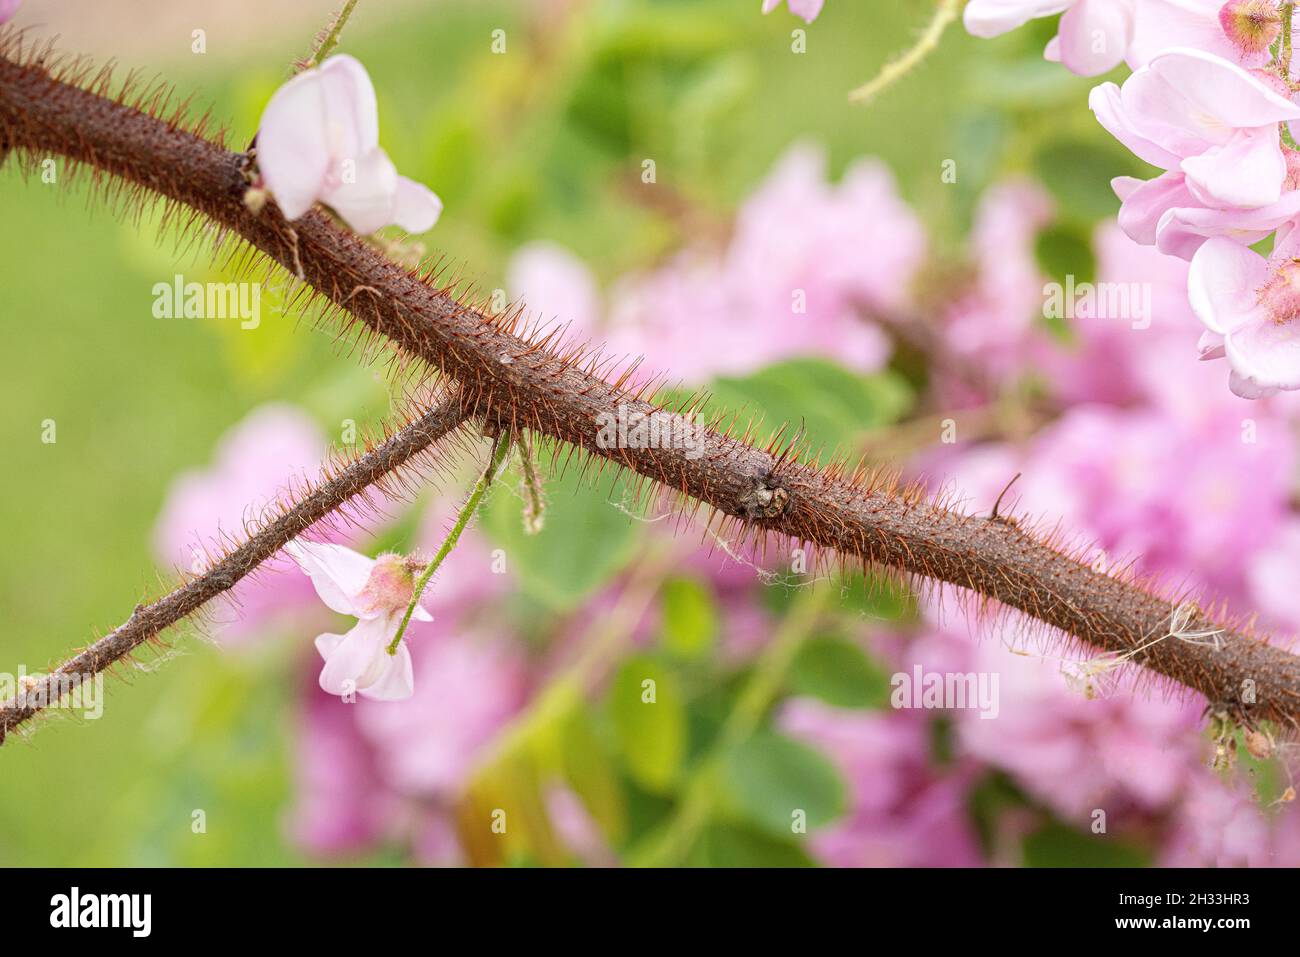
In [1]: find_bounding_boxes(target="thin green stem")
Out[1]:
[1284,3,1295,80]
[387,433,512,655]
[301,0,361,72]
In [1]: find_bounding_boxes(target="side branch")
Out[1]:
[0,392,470,743]
[2,42,1298,729]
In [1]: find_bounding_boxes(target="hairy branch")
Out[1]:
[2,36,1298,731]
[0,390,470,742]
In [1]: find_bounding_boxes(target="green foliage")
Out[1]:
[788,636,891,709]
[481,454,642,611]
[609,656,689,793]
[720,730,847,838]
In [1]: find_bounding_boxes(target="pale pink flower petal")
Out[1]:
[762,0,825,23]
[393,177,443,233]
[0,0,21,24]
[1056,0,1133,75]
[1186,236,1270,335]
[317,614,412,700]
[964,0,1072,38]
[256,55,441,235]
[1226,314,1300,392]
[286,540,377,619]
[256,71,333,221]
[320,149,400,236]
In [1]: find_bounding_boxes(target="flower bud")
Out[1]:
[355,553,417,616]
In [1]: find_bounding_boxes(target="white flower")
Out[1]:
[256,55,441,235]
[285,540,431,701]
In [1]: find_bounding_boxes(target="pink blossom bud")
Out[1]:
[1220,0,1284,56]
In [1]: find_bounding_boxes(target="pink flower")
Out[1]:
[1188,234,1300,396]
[965,0,1136,76]
[1248,518,1300,634]
[0,1,20,25]
[939,179,1055,386]
[780,700,983,866]
[507,242,603,338]
[1129,0,1276,68]
[761,0,825,23]
[153,403,327,646]
[286,540,432,701]
[256,55,441,234]
[591,143,923,383]
[1091,48,1300,211]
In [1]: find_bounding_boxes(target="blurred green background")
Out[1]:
[0,0,1132,865]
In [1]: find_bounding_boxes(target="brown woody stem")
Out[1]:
[2,40,1298,732]
[0,392,469,742]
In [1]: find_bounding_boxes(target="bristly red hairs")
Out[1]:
[1,27,1298,738]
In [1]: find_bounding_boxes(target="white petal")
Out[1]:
[392,176,443,233]
[285,540,376,617]
[964,0,1071,39]
[317,55,380,156]
[318,616,391,696]
[321,149,399,234]
[256,70,331,220]
[361,642,415,701]
[1187,237,1269,335]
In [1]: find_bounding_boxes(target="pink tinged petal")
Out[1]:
[317,616,394,697]
[361,643,415,701]
[316,55,380,157]
[1226,316,1300,391]
[1090,82,1181,170]
[392,176,442,233]
[321,149,399,235]
[1145,48,1300,129]
[761,0,780,11]
[1229,368,1276,397]
[786,0,825,21]
[412,604,434,623]
[1056,0,1133,76]
[0,0,20,24]
[285,540,376,618]
[1198,329,1227,359]
[963,0,1072,38]
[256,70,332,221]
[1154,192,1300,259]
[1128,0,1261,70]
[1187,236,1270,334]
[1112,172,1193,245]
[314,631,346,659]
[1180,127,1285,208]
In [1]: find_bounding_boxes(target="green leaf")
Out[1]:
[703,359,913,452]
[480,452,641,611]
[1032,139,1136,223]
[1022,821,1150,868]
[660,577,718,659]
[608,656,688,793]
[789,636,891,709]
[685,822,815,868]
[559,706,628,846]
[721,730,846,838]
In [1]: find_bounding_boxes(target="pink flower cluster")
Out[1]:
[509,144,925,384]
[966,1,1300,397]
